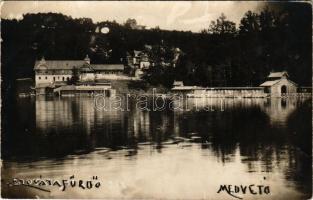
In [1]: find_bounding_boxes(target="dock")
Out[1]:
[53,83,116,97]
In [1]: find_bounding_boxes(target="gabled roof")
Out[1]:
[260,79,298,87]
[260,80,281,87]
[268,71,289,78]
[80,64,94,72]
[34,60,85,70]
[90,64,124,71]
[134,50,142,57]
[34,59,124,71]
[173,81,184,86]
[172,86,199,90]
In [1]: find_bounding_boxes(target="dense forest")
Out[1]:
[1,2,312,93]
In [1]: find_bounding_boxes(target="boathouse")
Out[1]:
[260,71,297,97]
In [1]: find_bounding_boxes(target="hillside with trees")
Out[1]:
[1,2,311,95]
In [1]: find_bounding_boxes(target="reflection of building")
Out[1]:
[35,97,74,131]
[262,98,298,126]
[260,71,297,97]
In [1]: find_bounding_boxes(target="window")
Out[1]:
[281,85,287,94]
[62,77,65,81]
[45,77,47,79]
[38,76,41,80]
[264,87,270,93]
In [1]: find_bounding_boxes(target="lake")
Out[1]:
[2,96,312,199]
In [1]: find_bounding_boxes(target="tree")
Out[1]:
[259,8,276,32]
[239,11,260,35]
[208,13,236,35]
[124,18,137,29]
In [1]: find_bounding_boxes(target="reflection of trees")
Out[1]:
[2,98,36,159]
[170,97,310,169]
[5,96,311,197]
[173,98,311,197]
[287,99,312,155]
[285,99,312,194]
[175,106,275,163]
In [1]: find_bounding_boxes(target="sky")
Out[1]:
[1,1,265,32]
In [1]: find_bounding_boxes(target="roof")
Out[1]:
[16,78,33,81]
[36,83,55,88]
[173,81,184,86]
[260,80,281,87]
[76,85,112,90]
[58,85,76,91]
[173,86,264,91]
[80,65,94,72]
[268,71,288,78]
[90,64,124,71]
[77,81,111,85]
[34,60,124,71]
[34,60,86,70]
[205,87,263,90]
[172,86,202,90]
[260,78,297,87]
[134,50,142,57]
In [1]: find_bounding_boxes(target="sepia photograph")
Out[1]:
[1,1,312,199]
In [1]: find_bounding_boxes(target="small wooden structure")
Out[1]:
[260,71,297,97]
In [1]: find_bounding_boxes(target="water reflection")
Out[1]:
[2,96,311,199]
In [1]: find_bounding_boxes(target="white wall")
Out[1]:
[95,74,132,80]
[140,61,150,69]
[35,74,72,86]
[271,79,297,97]
[80,73,95,82]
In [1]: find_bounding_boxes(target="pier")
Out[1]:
[53,83,116,97]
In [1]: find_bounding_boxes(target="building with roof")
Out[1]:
[173,81,184,87]
[172,71,301,98]
[126,50,152,78]
[34,55,125,88]
[260,71,297,97]
[171,81,266,98]
[127,50,151,69]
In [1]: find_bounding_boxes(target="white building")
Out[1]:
[34,55,125,88]
[260,71,298,97]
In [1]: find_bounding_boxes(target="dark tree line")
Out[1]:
[1,2,311,92]
[1,3,311,142]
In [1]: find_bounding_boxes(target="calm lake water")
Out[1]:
[2,96,312,199]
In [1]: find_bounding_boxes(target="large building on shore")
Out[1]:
[34,55,125,87]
